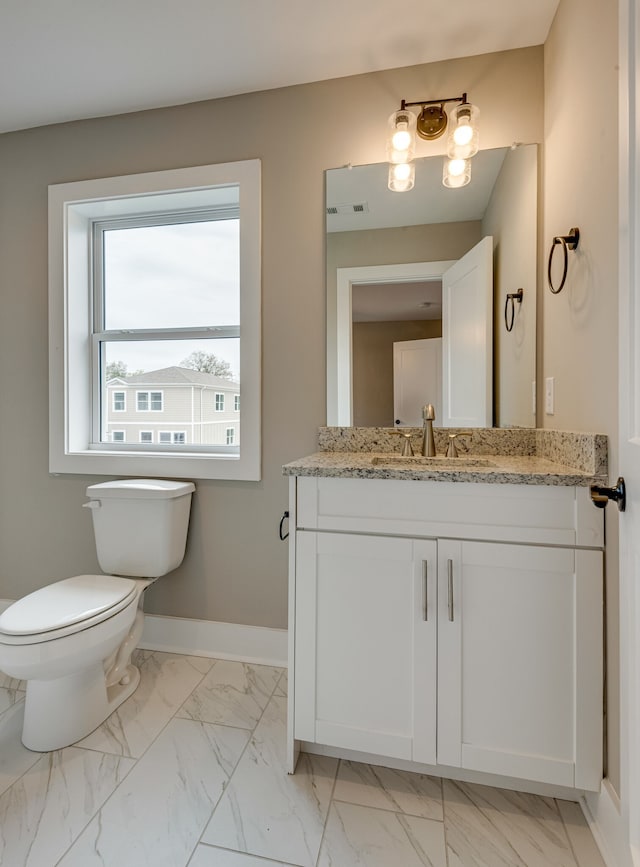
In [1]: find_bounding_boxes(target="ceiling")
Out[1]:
[0,0,559,135]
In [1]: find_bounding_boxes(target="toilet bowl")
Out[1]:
[0,479,194,751]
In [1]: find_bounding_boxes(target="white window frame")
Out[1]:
[112,391,126,412]
[111,430,125,442]
[226,427,235,445]
[139,431,153,444]
[159,431,186,444]
[136,390,163,412]
[234,394,240,412]
[215,392,225,412]
[48,160,261,480]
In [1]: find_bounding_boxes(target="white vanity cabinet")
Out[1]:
[289,475,604,792]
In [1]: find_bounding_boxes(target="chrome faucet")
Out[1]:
[421,404,436,457]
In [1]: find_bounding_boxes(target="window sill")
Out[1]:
[50,448,260,481]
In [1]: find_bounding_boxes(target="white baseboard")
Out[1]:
[0,599,287,668]
[582,778,631,867]
[139,613,288,667]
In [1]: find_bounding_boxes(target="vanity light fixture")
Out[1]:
[386,92,479,192]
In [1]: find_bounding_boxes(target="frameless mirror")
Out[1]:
[326,144,538,429]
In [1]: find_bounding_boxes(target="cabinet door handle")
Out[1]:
[422,560,428,620]
[447,559,454,621]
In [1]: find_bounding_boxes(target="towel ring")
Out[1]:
[504,288,524,332]
[548,227,580,294]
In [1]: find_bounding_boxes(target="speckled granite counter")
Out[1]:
[283,428,608,486]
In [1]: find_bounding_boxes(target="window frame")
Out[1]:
[111,431,125,443]
[139,431,153,444]
[215,393,225,412]
[112,391,126,412]
[48,160,261,481]
[135,391,164,413]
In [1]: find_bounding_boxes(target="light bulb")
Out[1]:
[388,161,415,192]
[447,102,479,160]
[387,109,417,164]
[443,157,471,188]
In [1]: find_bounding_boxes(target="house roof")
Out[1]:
[109,366,239,388]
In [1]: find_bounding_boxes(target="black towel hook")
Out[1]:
[504,288,524,332]
[548,227,580,294]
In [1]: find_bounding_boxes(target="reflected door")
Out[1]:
[442,236,493,427]
[393,338,442,427]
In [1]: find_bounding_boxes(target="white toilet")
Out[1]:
[0,478,195,752]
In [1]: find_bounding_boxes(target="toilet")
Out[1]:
[0,478,195,751]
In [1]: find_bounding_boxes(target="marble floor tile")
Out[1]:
[189,845,296,866]
[333,760,443,821]
[0,701,41,797]
[274,670,288,697]
[0,744,134,867]
[556,799,607,867]
[317,800,447,867]
[202,695,338,867]
[178,659,283,729]
[0,683,25,717]
[59,717,249,867]
[75,651,214,757]
[0,671,25,692]
[443,779,578,867]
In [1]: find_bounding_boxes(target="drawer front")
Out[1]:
[296,476,603,547]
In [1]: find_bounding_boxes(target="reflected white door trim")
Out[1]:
[332,261,454,426]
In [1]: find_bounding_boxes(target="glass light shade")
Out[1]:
[446,102,479,159]
[443,157,471,188]
[387,109,417,164]
[388,161,415,192]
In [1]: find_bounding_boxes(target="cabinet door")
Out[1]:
[437,540,603,790]
[294,532,437,763]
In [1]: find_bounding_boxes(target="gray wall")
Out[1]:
[0,46,544,631]
[543,0,619,795]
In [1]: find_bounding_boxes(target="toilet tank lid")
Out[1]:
[86,479,195,500]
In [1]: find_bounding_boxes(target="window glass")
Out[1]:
[113,391,125,411]
[103,219,240,330]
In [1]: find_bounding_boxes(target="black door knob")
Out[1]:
[590,477,626,511]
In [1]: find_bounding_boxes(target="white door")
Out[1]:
[293,532,437,763]
[620,2,640,860]
[436,539,603,790]
[393,338,442,427]
[442,236,493,427]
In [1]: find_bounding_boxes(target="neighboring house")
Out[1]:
[106,366,240,446]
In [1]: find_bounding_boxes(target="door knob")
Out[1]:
[590,477,626,511]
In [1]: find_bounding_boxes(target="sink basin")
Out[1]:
[371,455,497,469]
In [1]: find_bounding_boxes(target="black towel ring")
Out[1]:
[504,288,524,332]
[548,227,580,294]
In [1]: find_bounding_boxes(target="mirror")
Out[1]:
[326,144,538,428]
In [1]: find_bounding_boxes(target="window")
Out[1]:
[111,431,125,442]
[140,431,153,443]
[226,427,235,445]
[234,394,240,412]
[49,160,261,480]
[137,391,163,412]
[215,393,225,412]
[159,431,185,444]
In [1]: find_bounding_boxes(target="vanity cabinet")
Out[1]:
[289,476,604,792]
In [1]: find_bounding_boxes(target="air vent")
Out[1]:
[326,202,369,216]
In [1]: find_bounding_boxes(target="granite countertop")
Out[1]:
[282,428,608,487]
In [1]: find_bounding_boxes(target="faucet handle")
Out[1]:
[392,430,415,456]
[446,432,472,458]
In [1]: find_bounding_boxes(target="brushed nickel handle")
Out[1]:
[447,559,454,621]
[422,560,428,621]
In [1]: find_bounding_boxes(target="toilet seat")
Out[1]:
[0,575,138,646]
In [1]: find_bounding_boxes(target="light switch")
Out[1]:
[545,377,555,415]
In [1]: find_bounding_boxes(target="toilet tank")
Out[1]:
[85,479,195,578]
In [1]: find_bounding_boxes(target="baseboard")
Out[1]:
[0,599,287,668]
[582,778,631,867]
[139,612,288,667]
